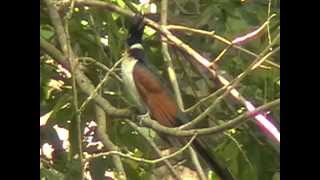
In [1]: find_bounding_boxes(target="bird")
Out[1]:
[121,14,235,180]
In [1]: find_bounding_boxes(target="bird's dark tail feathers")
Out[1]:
[176,115,235,180]
[191,139,235,180]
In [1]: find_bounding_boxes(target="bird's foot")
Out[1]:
[137,112,150,126]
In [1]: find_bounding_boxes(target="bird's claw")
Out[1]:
[137,112,150,126]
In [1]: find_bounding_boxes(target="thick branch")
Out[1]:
[95,104,127,180]
[40,37,132,117]
[44,0,69,56]
[86,133,197,164]
[40,37,70,70]
[188,146,207,180]
[166,23,279,68]
[140,99,279,137]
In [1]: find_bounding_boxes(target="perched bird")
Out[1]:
[121,15,234,180]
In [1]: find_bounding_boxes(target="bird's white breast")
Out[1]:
[121,56,146,113]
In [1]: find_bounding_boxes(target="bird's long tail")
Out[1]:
[176,114,235,180]
[190,138,235,180]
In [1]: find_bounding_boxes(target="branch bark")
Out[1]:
[95,104,127,180]
[140,99,280,137]
[40,37,132,118]
[126,120,182,180]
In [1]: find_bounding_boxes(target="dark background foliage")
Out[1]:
[40,0,280,179]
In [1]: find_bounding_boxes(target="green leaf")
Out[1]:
[43,93,72,126]
[40,27,55,40]
[40,167,65,180]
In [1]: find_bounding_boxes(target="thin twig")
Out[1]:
[231,14,276,45]
[212,44,232,64]
[65,2,85,179]
[215,36,280,103]
[88,15,112,66]
[123,0,139,14]
[185,90,220,113]
[224,132,254,170]
[78,58,124,113]
[75,66,132,117]
[126,120,182,180]
[181,38,279,129]
[160,0,184,110]
[166,24,279,69]
[267,0,273,51]
[140,98,279,137]
[78,57,123,82]
[40,39,132,117]
[95,104,127,180]
[85,133,198,164]
[161,2,207,177]
[188,146,207,180]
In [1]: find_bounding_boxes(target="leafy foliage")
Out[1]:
[40,0,280,179]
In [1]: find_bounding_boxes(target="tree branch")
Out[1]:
[43,0,84,179]
[188,146,207,180]
[85,133,198,164]
[181,43,280,129]
[78,58,124,113]
[140,99,279,137]
[78,57,123,82]
[166,19,279,69]
[44,0,69,56]
[40,37,70,70]
[40,37,132,118]
[126,120,182,180]
[160,0,184,110]
[95,104,127,180]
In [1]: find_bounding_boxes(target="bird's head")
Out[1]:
[127,14,145,46]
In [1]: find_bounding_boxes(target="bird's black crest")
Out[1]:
[127,14,145,46]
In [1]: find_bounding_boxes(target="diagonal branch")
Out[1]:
[181,41,280,130]
[126,120,182,180]
[78,57,123,82]
[44,0,69,56]
[78,58,124,113]
[95,104,127,180]
[85,133,198,164]
[40,36,132,118]
[40,37,70,70]
[140,98,279,137]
